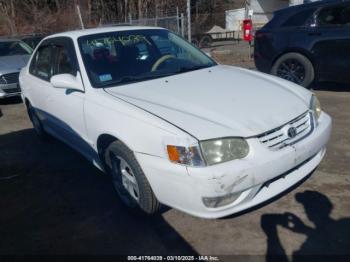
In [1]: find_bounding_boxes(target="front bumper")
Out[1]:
[0,83,21,99]
[135,112,332,219]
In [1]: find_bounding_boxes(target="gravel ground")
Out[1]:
[0,45,349,260]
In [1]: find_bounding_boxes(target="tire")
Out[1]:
[104,140,160,215]
[27,103,48,139]
[191,38,199,47]
[271,52,314,88]
[199,35,212,48]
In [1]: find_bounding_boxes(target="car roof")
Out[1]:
[262,0,350,29]
[277,0,350,13]
[44,26,165,41]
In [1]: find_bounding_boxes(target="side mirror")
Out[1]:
[50,73,84,92]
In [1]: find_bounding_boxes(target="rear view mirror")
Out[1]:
[50,73,84,92]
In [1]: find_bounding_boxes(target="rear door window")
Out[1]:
[282,8,316,27]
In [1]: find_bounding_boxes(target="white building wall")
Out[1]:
[226,8,246,31]
[248,0,289,25]
[289,0,304,6]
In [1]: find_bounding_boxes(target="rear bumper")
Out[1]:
[254,54,271,73]
[253,35,275,73]
[135,112,332,219]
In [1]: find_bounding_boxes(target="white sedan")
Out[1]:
[19,26,332,219]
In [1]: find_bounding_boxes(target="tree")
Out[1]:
[0,0,17,36]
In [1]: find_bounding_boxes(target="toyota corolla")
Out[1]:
[19,27,332,218]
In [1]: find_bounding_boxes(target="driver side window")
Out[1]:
[53,45,77,76]
[29,45,52,81]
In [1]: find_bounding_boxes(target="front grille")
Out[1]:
[258,111,313,151]
[3,87,21,94]
[0,72,20,85]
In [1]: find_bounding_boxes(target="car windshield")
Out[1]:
[78,29,216,88]
[0,41,33,56]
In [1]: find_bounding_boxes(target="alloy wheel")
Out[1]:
[276,59,306,85]
[111,155,140,205]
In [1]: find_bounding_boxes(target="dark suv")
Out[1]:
[254,0,350,87]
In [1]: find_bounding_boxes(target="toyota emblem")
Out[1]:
[287,127,298,138]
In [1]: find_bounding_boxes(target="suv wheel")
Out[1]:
[271,52,314,88]
[105,141,160,214]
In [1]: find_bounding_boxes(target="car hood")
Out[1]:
[0,55,30,74]
[105,65,311,140]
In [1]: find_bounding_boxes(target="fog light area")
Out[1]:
[202,192,242,208]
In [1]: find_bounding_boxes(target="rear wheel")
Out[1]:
[271,52,314,88]
[104,141,160,214]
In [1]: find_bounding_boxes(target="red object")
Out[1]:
[243,19,253,42]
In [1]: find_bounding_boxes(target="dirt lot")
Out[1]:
[1,47,350,260]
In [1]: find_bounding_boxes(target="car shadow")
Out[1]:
[0,128,197,255]
[312,81,350,92]
[261,191,350,262]
[0,96,23,105]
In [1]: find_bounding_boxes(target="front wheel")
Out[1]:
[105,141,161,215]
[271,52,314,88]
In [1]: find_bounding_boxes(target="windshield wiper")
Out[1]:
[99,65,214,88]
[176,64,213,74]
[100,72,175,88]
[99,76,138,88]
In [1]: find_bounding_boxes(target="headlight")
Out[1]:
[310,95,321,120]
[166,145,205,166]
[200,138,249,166]
[166,138,249,167]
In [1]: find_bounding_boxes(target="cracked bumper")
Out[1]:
[135,113,332,219]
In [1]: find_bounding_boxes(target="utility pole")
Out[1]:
[155,0,158,26]
[125,0,128,23]
[176,6,180,34]
[181,13,185,37]
[76,4,85,29]
[187,0,191,42]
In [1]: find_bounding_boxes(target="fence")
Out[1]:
[129,15,182,36]
[0,1,250,45]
